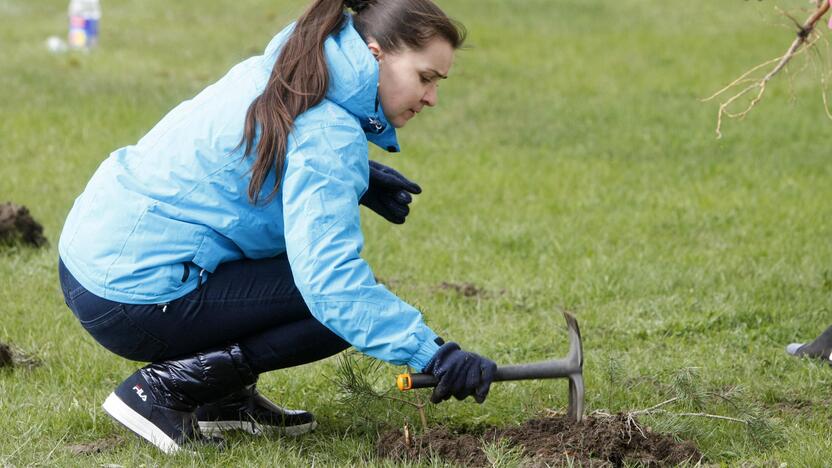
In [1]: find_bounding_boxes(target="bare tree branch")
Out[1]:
[703,2,830,137]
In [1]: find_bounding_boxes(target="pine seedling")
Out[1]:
[604,354,623,411]
[670,367,707,411]
[623,368,785,453]
[330,351,432,431]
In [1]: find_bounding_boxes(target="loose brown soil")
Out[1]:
[0,202,48,248]
[377,414,702,467]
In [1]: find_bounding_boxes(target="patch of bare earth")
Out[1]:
[66,435,125,455]
[377,414,702,467]
[438,281,488,298]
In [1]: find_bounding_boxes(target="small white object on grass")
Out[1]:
[46,35,67,53]
[785,343,803,356]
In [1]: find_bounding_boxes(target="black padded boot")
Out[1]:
[102,344,256,453]
[195,384,316,436]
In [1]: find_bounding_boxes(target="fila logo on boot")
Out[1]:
[132,384,148,402]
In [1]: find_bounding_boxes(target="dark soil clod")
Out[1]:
[0,343,13,368]
[0,202,48,248]
[377,414,703,467]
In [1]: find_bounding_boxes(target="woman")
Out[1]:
[58,0,496,454]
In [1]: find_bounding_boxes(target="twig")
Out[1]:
[631,407,750,425]
[757,4,828,81]
[704,1,831,137]
[627,401,751,428]
[670,412,749,425]
[403,423,412,448]
[628,397,681,416]
[702,57,782,102]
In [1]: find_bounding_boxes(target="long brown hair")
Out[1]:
[240,0,466,204]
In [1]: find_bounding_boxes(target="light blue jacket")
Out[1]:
[58,17,441,370]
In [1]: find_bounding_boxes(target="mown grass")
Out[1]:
[3,0,832,465]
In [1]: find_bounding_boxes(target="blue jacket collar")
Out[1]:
[265,16,400,153]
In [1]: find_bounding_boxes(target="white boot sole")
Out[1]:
[102,392,185,454]
[199,419,317,437]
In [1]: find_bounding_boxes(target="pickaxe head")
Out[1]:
[561,312,584,422]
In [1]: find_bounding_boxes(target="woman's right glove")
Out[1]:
[422,342,497,404]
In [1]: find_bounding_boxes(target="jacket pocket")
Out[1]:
[80,304,167,362]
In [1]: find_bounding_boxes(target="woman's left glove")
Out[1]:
[360,160,422,224]
[423,342,497,404]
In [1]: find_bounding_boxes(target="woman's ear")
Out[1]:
[367,40,383,62]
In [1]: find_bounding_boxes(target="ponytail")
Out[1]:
[241,0,347,204]
[241,0,465,204]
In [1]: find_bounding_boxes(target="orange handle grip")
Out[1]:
[396,373,438,391]
[396,373,413,391]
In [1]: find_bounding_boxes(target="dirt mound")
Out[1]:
[377,414,702,467]
[0,341,42,369]
[0,202,48,248]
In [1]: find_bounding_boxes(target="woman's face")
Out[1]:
[370,38,455,128]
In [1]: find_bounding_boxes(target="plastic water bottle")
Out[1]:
[68,0,101,51]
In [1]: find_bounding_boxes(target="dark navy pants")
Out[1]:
[58,255,349,374]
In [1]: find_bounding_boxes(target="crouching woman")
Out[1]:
[58,0,496,454]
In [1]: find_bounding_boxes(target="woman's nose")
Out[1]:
[422,86,438,107]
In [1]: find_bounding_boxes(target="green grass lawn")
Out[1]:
[3,0,832,465]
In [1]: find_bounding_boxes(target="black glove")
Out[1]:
[360,160,422,224]
[422,342,497,404]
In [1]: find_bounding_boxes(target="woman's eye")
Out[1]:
[420,76,431,84]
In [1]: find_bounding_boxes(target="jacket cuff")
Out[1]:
[408,333,441,372]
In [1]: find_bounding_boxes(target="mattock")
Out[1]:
[396,311,585,422]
